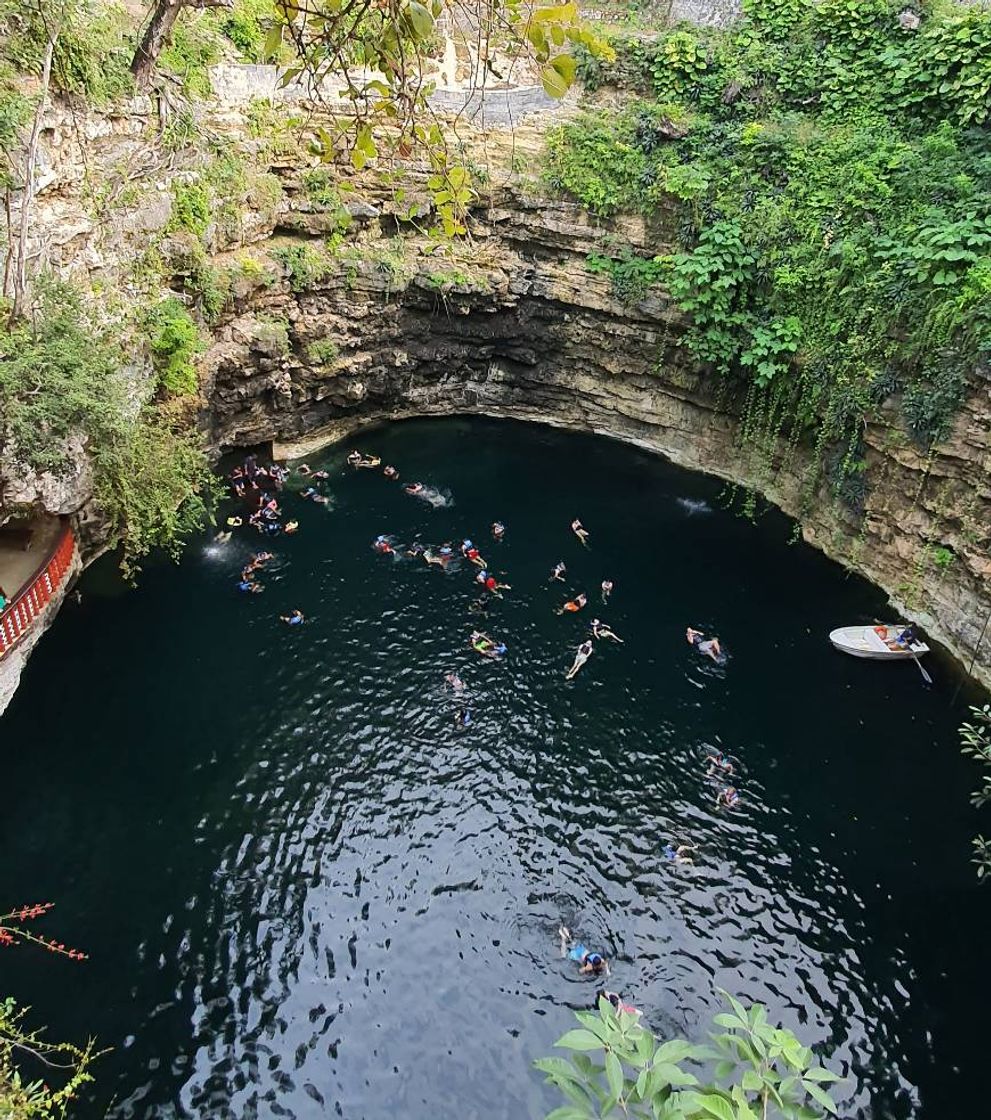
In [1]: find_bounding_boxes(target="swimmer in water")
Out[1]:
[237,578,262,594]
[347,451,361,467]
[591,618,624,643]
[716,787,739,810]
[663,843,698,865]
[599,990,643,1018]
[557,592,588,615]
[284,520,299,534]
[470,631,506,658]
[297,464,312,476]
[601,579,613,603]
[281,609,305,625]
[462,540,486,568]
[706,751,734,777]
[405,482,424,495]
[571,518,589,546]
[456,709,472,728]
[383,465,399,480]
[226,516,243,528]
[550,561,566,582]
[445,672,465,692]
[559,927,608,975]
[491,521,505,541]
[214,530,232,544]
[424,548,451,569]
[686,627,723,662]
[373,535,395,555]
[565,640,594,680]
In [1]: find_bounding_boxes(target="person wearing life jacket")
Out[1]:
[557,592,587,615]
[559,927,608,975]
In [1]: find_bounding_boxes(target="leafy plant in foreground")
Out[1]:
[1,902,100,1119]
[536,991,842,1119]
[960,704,991,880]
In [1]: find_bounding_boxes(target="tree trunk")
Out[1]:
[131,1,184,91]
[10,35,55,324]
[131,0,233,91]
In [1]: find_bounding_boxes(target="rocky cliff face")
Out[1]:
[201,178,991,689]
[3,93,990,694]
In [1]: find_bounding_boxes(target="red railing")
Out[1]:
[0,524,76,659]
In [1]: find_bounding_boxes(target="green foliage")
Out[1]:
[961,705,991,880]
[159,9,223,98]
[0,998,99,1120]
[271,241,337,292]
[307,338,339,365]
[0,281,214,578]
[217,0,280,62]
[546,1,991,509]
[92,406,217,581]
[536,991,842,1119]
[169,180,211,238]
[0,0,133,104]
[586,250,665,305]
[144,297,203,395]
[894,7,991,126]
[0,280,123,478]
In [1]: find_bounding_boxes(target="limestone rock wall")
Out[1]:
[201,190,991,690]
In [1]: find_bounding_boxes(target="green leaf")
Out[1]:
[803,1081,838,1115]
[262,24,283,62]
[803,1067,842,1084]
[605,1051,623,1100]
[407,1,434,40]
[556,1029,607,1052]
[698,1093,736,1120]
[541,62,570,99]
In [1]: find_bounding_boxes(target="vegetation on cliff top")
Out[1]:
[547,0,991,514]
[0,282,215,579]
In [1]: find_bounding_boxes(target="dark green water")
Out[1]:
[2,418,987,1120]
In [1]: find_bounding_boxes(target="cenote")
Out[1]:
[2,418,987,1120]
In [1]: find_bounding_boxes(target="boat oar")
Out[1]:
[910,651,933,686]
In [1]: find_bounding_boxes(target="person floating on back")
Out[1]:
[491,521,506,541]
[557,592,587,615]
[383,465,399,480]
[281,609,305,626]
[591,619,623,643]
[686,626,724,663]
[550,561,566,582]
[571,519,589,546]
[601,579,613,603]
[565,640,594,680]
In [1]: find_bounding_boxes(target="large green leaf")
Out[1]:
[556,1029,607,1051]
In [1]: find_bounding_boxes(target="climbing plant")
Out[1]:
[547,0,991,511]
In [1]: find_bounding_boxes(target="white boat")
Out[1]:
[829,624,930,661]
